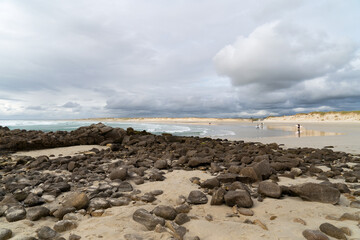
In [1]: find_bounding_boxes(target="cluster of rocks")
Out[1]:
[0,123,360,239]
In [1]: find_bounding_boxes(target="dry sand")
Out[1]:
[3,145,360,240]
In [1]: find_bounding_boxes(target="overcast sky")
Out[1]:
[1,0,359,119]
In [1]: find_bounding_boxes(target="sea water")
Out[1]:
[0,120,293,139]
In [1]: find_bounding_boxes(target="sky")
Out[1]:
[0,0,360,119]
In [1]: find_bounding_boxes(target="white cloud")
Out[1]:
[214,21,355,90]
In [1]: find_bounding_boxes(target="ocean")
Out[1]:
[0,120,293,140]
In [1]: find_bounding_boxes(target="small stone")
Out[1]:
[5,206,26,222]
[187,190,208,204]
[205,214,213,221]
[150,190,163,196]
[42,195,56,203]
[132,208,165,231]
[53,220,78,232]
[270,216,277,220]
[108,197,130,206]
[319,223,346,239]
[91,209,104,217]
[293,218,307,225]
[69,234,81,240]
[117,182,133,192]
[302,229,329,240]
[36,226,58,240]
[23,193,44,207]
[238,208,254,216]
[0,228,12,240]
[253,219,268,230]
[123,234,143,240]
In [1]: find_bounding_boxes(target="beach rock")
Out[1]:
[53,207,76,219]
[258,181,282,198]
[289,183,340,204]
[89,198,110,209]
[271,157,300,171]
[302,229,329,240]
[140,193,156,202]
[26,206,50,221]
[216,173,238,183]
[175,204,192,214]
[210,188,226,205]
[201,178,220,189]
[5,205,26,222]
[339,212,360,221]
[165,221,187,239]
[224,190,253,208]
[123,234,143,240]
[350,200,360,208]
[69,234,81,240]
[175,213,190,225]
[36,226,59,240]
[152,205,177,220]
[108,197,130,206]
[238,208,254,216]
[132,208,165,231]
[117,181,133,192]
[319,223,347,239]
[53,220,78,232]
[109,168,128,181]
[24,193,44,207]
[62,192,89,209]
[187,190,208,204]
[0,228,12,240]
[154,159,168,169]
[188,157,211,167]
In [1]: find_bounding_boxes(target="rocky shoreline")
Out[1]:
[0,123,360,240]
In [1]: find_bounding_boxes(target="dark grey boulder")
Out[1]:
[36,226,58,240]
[290,183,340,204]
[118,182,133,192]
[26,206,50,221]
[187,191,208,204]
[154,159,168,169]
[53,207,76,219]
[132,208,165,231]
[175,213,190,225]
[5,205,26,222]
[200,178,220,189]
[224,190,253,208]
[109,168,128,181]
[53,220,78,232]
[210,188,226,205]
[89,198,110,210]
[258,181,282,198]
[62,192,89,209]
[152,205,177,220]
[0,228,12,240]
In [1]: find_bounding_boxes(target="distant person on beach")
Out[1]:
[297,124,301,137]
